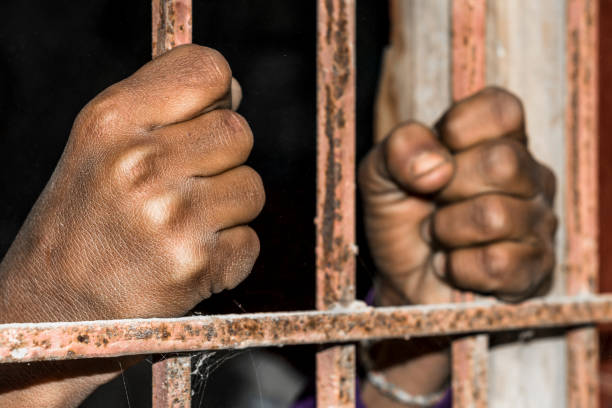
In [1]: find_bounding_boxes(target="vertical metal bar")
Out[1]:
[152,357,192,408]
[315,0,357,406]
[566,0,600,406]
[152,0,192,59]
[152,0,193,407]
[450,1,489,407]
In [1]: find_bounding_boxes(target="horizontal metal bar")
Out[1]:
[1,295,611,363]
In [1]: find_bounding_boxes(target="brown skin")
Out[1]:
[0,47,554,407]
[359,87,557,407]
[0,44,264,407]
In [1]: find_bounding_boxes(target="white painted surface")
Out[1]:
[374,0,450,142]
[486,2,567,407]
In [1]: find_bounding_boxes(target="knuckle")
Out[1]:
[385,121,431,153]
[541,245,556,277]
[209,227,260,294]
[224,229,260,290]
[471,196,510,237]
[177,44,232,89]
[240,166,266,211]
[141,193,180,228]
[76,86,125,133]
[110,143,161,188]
[482,141,521,186]
[438,113,461,141]
[483,86,524,131]
[540,163,557,201]
[390,120,429,138]
[481,245,512,283]
[214,110,254,155]
[549,213,559,236]
[168,237,209,286]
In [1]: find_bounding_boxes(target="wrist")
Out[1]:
[0,253,93,325]
[0,358,138,408]
[360,338,450,407]
[374,277,409,307]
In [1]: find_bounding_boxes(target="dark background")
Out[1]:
[0,1,389,406]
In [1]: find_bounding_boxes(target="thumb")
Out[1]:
[359,122,454,196]
[230,77,243,111]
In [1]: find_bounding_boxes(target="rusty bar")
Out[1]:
[152,1,193,406]
[152,357,192,408]
[451,0,488,407]
[2,295,612,364]
[566,0,600,406]
[152,0,192,58]
[315,0,357,406]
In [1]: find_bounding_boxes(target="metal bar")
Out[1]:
[152,0,192,59]
[2,295,612,364]
[152,357,192,408]
[450,0,488,406]
[566,0,600,406]
[152,1,193,406]
[315,0,357,406]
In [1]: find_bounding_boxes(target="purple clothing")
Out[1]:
[293,289,452,407]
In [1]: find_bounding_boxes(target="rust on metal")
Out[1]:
[152,0,193,58]
[451,334,488,408]
[316,0,356,309]
[152,357,192,408]
[152,1,193,406]
[3,295,612,364]
[451,0,488,406]
[451,0,486,102]
[316,0,357,406]
[566,0,600,406]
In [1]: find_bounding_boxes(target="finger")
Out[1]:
[433,194,542,248]
[539,164,557,205]
[435,87,526,151]
[109,44,233,129]
[231,78,243,111]
[154,109,253,177]
[436,138,551,202]
[441,240,554,300]
[189,166,265,230]
[358,122,454,197]
[205,225,260,295]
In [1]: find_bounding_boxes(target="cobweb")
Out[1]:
[190,349,252,408]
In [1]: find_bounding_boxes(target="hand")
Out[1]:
[0,44,264,323]
[359,87,556,306]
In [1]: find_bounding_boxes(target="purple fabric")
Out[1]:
[436,390,452,407]
[292,289,452,407]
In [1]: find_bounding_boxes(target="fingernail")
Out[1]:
[410,151,446,178]
[431,251,447,279]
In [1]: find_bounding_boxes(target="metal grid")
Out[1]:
[0,0,604,407]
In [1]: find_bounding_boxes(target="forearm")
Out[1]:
[0,360,122,408]
[0,241,125,407]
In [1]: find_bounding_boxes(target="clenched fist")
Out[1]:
[0,44,264,323]
[359,87,557,306]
